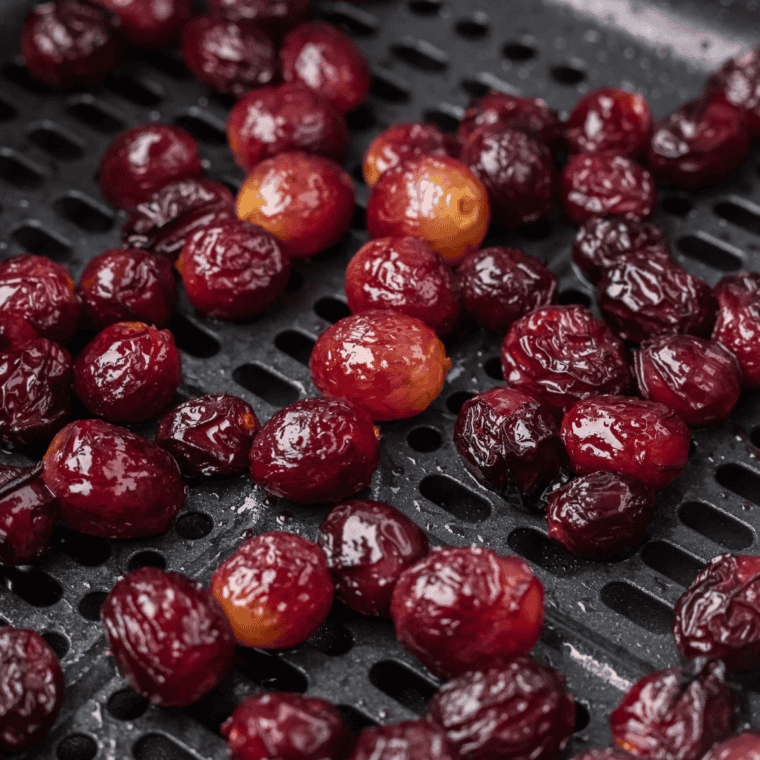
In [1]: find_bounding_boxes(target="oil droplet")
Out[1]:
[445,523,466,537]
[392,465,404,475]
[277,510,293,524]
[241,528,255,541]
[263,496,277,507]
[378,708,390,719]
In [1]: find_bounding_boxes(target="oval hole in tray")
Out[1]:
[168,315,221,358]
[599,582,672,635]
[27,123,83,160]
[715,463,760,506]
[337,705,379,731]
[369,660,438,715]
[714,198,760,235]
[678,500,754,550]
[639,541,706,587]
[56,734,97,760]
[107,689,149,721]
[508,527,585,577]
[418,474,491,522]
[53,193,115,233]
[233,363,300,408]
[133,734,195,760]
[676,234,743,271]
[235,648,308,692]
[12,222,72,261]
[53,525,111,567]
[42,631,69,659]
[1,566,63,607]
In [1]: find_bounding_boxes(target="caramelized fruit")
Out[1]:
[349,721,457,760]
[209,0,310,30]
[93,0,192,47]
[390,546,543,677]
[706,48,760,138]
[701,732,760,760]
[310,311,450,421]
[211,531,334,648]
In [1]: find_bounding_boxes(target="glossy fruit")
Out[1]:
[237,152,355,258]
[458,90,563,149]
[209,0,309,29]
[461,127,554,229]
[647,97,751,189]
[561,395,691,491]
[182,14,277,97]
[281,22,370,112]
[349,721,457,760]
[706,48,760,138]
[0,316,41,350]
[318,499,429,617]
[122,178,236,262]
[701,732,760,760]
[547,471,655,558]
[609,659,734,760]
[43,418,187,539]
[0,627,64,754]
[0,338,72,450]
[572,216,671,285]
[426,658,576,760]
[249,397,379,505]
[223,692,354,760]
[456,246,558,334]
[634,335,741,427]
[712,272,760,389]
[310,311,450,421]
[99,123,203,211]
[597,259,718,343]
[390,546,544,677]
[363,122,458,187]
[101,568,236,707]
[74,322,181,424]
[156,393,260,478]
[561,152,657,224]
[345,237,461,336]
[500,305,632,413]
[211,531,334,648]
[673,553,760,670]
[0,464,59,566]
[177,217,290,320]
[367,155,490,266]
[454,386,568,501]
[78,248,177,329]
[228,83,348,172]
[0,254,79,346]
[565,87,653,158]
[93,0,192,47]
[22,0,122,88]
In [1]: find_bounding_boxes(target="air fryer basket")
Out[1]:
[2,0,760,757]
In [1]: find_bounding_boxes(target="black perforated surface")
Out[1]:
[2,0,760,757]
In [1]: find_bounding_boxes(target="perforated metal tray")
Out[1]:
[2,0,760,757]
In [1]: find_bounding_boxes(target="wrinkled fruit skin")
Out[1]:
[182,14,277,97]
[22,0,122,88]
[349,721,457,760]
[310,311,451,421]
[647,97,751,189]
[93,0,193,47]
[712,271,760,389]
[211,531,334,648]
[547,471,655,558]
[565,87,653,158]
[101,568,236,707]
[598,259,717,343]
[461,127,554,229]
[390,546,544,678]
[122,178,235,262]
[249,397,379,505]
[237,151,355,258]
[228,83,348,172]
[426,658,576,760]
[363,122,458,187]
[209,0,310,30]
[0,339,72,449]
[156,393,260,478]
[0,254,80,346]
[673,553,760,671]
[366,155,490,266]
[609,660,734,760]
[223,692,354,760]
[281,22,370,113]
[78,248,177,329]
[706,48,760,138]
[318,499,429,617]
[0,627,64,753]
[457,246,558,334]
[43,418,187,539]
[454,386,568,501]
[74,321,181,424]
[561,152,657,224]
[572,216,672,286]
[458,90,563,150]
[561,395,691,491]
[0,316,41,350]
[177,217,291,320]
[345,237,461,337]
[634,335,741,427]
[500,305,632,413]
[99,123,203,211]
[0,465,59,566]
[701,732,760,760]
